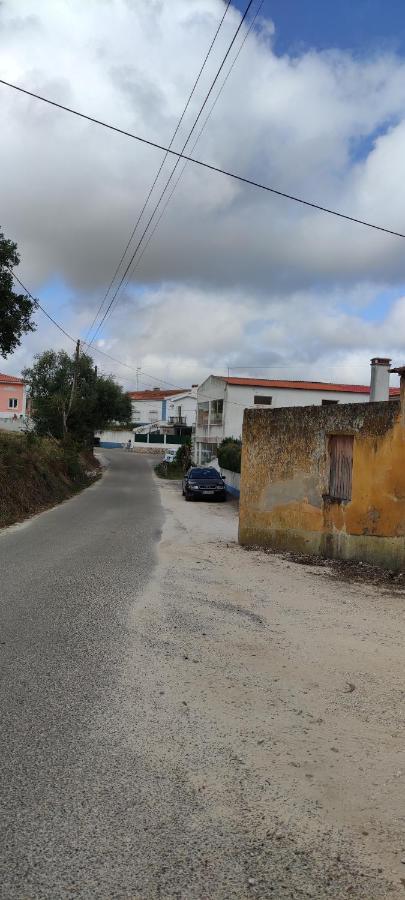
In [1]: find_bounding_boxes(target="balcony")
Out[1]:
[209,415,223,426]
[168,415,187,425]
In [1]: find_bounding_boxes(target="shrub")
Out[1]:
[217,437,242,474]
[175,441,191,471]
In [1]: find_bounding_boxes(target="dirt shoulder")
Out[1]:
[135,476,405,898]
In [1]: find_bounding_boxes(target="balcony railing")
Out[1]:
[168,415,187,424]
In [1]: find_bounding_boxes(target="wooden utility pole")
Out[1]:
[64,339,80,436]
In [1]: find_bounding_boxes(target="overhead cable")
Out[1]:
[113,0,265,308]
[84,0,232,341]
[1,75,404,240]
[88,0,256,342]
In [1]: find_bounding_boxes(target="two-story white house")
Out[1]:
[195,366,400,464]
[128,387,197,429]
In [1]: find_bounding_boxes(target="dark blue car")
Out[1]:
[182,467,227,502]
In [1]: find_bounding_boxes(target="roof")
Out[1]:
[128,388,187,401]
[0,372,24,385]
[224,376,400,396]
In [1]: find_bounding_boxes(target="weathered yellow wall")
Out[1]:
[239,400,405,569]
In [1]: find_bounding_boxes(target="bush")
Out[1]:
[217,437,242,474]
[175,441,191,471]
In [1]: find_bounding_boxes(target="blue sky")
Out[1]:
[233,0,405,56]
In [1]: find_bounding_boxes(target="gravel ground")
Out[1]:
[137,476,405,898]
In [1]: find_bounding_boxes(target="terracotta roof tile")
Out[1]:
[128,388,187,401]
[224,376,400,396]
[0,372,24,384]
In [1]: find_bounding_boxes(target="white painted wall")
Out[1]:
[0,416,32,432]
[96,429,134,446]
[131,390,196,426]
[195,376,372,461]
[166,392,196,426]
[223,384,369,440]
[131,397,162,425]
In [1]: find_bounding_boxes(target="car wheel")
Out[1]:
[185,493,192,501]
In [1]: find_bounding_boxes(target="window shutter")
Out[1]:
[329,435,353,501]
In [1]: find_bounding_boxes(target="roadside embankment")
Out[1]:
[0,432,99,527]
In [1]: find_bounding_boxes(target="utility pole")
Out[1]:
[136,366,141,391]
[64,339,80,436]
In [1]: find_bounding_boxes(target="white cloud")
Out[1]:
[1,0,405,387]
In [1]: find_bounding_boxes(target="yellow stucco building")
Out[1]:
[239,375,405,570]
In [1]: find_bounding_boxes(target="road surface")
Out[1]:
[0,452,163,899]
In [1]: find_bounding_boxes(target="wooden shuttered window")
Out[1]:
[328,435,353,501]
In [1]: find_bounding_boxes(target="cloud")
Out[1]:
[1,0,405,387]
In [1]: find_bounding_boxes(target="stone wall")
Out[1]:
[239,399,405,570]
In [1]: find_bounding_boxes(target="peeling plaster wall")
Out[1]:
[239,400,405,570]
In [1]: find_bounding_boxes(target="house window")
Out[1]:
[328,435,353,501]
[210,399,223,424]
[8,398,18,409]
[254,395,272,405]
[322,399,338,406]
[149,409,159,423]
[197,402,209,427]
[199,442,218,464]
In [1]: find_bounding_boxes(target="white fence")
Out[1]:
[206,458,240,497]
[96,429,183,452]
[0,416,32,433]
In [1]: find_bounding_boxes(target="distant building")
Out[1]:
[128,387,197,430]
[0,372,27,421]
[195,363,400,465]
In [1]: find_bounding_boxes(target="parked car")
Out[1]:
[164,448,177,463]
[182,466,226,501]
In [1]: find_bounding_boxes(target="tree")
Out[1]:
[23,348,132,445]
[0,229,36,357]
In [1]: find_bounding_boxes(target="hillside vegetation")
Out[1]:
[0,432,99,528]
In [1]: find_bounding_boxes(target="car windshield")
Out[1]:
[189,468,220,479]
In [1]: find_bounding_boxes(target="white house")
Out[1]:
[128,387,197,429]
[195,361,400,464]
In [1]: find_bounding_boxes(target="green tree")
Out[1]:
[23,348,132,445]
[0,229,36,357]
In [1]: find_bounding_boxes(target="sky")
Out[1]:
[1,0,405,391]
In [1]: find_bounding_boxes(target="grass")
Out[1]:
[0,432,100,528]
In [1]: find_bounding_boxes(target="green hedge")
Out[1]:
[217,438,242,474]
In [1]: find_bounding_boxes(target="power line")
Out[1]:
[1,76,405,240]
[116,0,265,303]
[88,0,256,343]
[9,275,259,408]
[9,266,149,377]
[84,0,232,342]
[10,268,380,414]
[9,267,77,344]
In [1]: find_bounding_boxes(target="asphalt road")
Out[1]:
[0,451,163,899]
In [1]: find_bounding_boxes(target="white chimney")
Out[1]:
[370,357,391,402]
